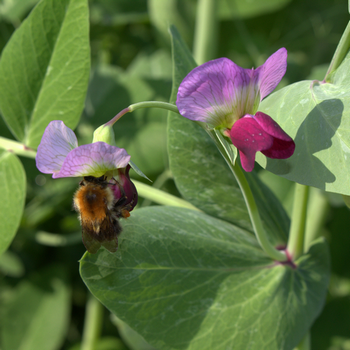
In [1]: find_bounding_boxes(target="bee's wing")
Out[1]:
[101,237,118,253]
[82,229,102,254]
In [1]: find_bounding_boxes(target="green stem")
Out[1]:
[0,136,36,158]
[324,20,350,82]
[133,179,200,211]
[304,189,329,251]
[193,0,217,64]
[207,130,286,262]
[35,231,81,246]
[287,184,309,259]
[141,169,173,207]
[81,294,104,350]
[232,162,286,261]
[106,102,179,126]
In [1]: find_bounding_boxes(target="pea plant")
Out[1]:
[0,0,349,350]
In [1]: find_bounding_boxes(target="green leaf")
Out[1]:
[218,0,292,19]
[80,206,330,350]
[0,250,25,277]
[0,0,90,148]
[111,315,157,350]
[0,150,26,256]
[0,0,39,22]
[167,25,289,245]
[0,265,70,350]
[258,50,350,195]
[148,0,194,48]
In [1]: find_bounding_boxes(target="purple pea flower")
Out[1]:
[36,120,131,179]
[36,120,138,253]
[176,48,295,172]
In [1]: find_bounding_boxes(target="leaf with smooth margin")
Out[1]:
[80,206,330,350]
[0,0,90,148]
[0,0,38,22]
[0,265,70,350]
[257,50,350,195]
[167,26,289,245]
[0,150,26,257]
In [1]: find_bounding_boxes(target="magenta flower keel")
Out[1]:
[176,48,295,171]
[229,112,295,172]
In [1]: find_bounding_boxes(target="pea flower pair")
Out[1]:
[176,48,295,172]
[36,120,138,253]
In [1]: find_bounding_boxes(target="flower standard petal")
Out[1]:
[255,48,287,99]
[36,120,78,175]
[176,58,259,128]
[53,142,131,178]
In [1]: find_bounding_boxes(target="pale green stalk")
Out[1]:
[0,136,36,158]
[304,188,329,251]
[133,179,200,211]
[287,184,309,259]
[105,101,179,126]
[141,169,173,207]
[81,294,104,350]
[325,20,350,82]
[207,130,286,262]
[193,0,217,64]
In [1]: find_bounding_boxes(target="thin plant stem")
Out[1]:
[287,184,310,260]
[81,294,104,350]
[141,169,173,207]
[232,162,286,261]
[0,136,36,158]
[207,130,286,262]
[106,102,179,126]
[193,0,217,64]
[133,179,200,211]
[324,20,350,82]
[304,188,329,251]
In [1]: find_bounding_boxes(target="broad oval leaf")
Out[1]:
[0,0,90,148]
[0,150,26,256]
[258,51,350,195]
[80,206,330,350]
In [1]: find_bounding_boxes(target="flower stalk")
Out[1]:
[105,101,179,126]
[208,130,287,262]
[287,184,309,260]
[193,0,217,65]
[324,20,350,82]
[81,294,104,350]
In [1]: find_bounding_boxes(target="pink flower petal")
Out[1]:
[53,142,131,178]
[254,112,295,159]
[36,120,78,175]
[255,48,287,100]
[176,58,259,128]
[230,115,274,172]
[229,112,295,172]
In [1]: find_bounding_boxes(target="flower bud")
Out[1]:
[92,124,117,146]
